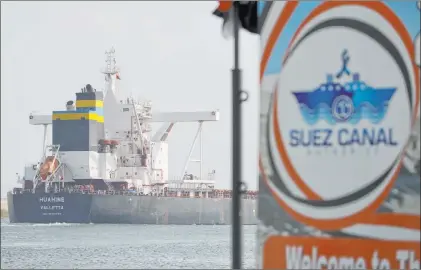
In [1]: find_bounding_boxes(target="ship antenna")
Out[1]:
[103,47,118,75]
[102,47,119,95]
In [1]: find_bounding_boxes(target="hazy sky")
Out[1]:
[1,1,259,197]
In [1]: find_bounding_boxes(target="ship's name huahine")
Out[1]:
[39,197,64,203]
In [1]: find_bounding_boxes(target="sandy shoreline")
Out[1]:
[1,198,8,218]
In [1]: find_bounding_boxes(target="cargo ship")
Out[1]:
[7,48,258,224]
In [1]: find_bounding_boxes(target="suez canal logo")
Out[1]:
[264,0,420,234]
[261,2,420,270]
[289,50,397,149]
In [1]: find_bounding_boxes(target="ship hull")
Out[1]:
[7,193,258,225]
[7,192,92,223]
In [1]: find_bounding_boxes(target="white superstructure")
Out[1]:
[24,48,220,197]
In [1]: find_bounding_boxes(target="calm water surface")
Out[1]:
[1,219,257,269]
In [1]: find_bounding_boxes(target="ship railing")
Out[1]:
[12,188,259,199]
[168,175,216,181]
[11,189,22,194]
[166,187,214,192]
[14,189,37,194]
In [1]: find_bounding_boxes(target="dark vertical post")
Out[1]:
[231,1,242,269]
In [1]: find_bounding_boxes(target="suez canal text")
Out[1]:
[289,127,397,147]
[39,196,64,211]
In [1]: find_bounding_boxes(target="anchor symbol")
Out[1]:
[336,49,351,79]
[332,95,354,121]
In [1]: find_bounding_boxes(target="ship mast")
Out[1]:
[102,47,119,95]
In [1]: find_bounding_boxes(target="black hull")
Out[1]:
[7,192,92,223]
[7,192,258,225]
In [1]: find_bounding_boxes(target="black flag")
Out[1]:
[212,1,258,38]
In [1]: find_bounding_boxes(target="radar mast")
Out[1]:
[102,47,119,95]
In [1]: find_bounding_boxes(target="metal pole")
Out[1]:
[200,125,203,180]
[42,124,48,158]
[232,2,242,269]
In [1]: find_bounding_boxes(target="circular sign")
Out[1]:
[264,2,419,229]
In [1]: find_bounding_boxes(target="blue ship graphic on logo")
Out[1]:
[292,50,396,125]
